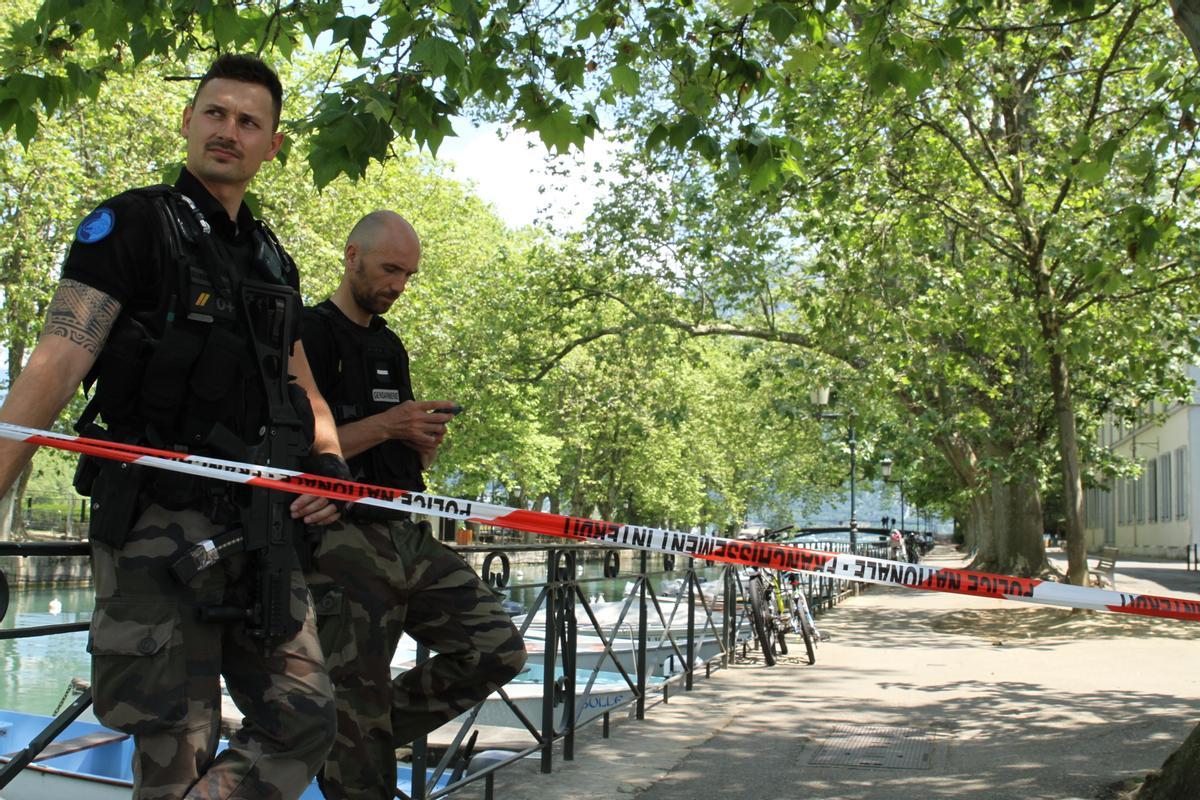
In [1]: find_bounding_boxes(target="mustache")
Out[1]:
[206,139,242,157]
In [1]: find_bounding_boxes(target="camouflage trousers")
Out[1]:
[90,503,336,799]
[305,517,527,800]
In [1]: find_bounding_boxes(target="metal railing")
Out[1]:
[0,533,878,798]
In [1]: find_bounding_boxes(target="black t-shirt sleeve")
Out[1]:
[60,192,160,309]
[300,307,338,396]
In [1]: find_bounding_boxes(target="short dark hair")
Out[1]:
[194,54,283,129]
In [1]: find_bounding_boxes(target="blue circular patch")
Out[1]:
[76,207,115,244]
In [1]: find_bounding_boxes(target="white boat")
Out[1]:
[658,575,716,597]
[0,709,447,800]
[437,662,655,730]
[514,596,723,634]
[392,610,727,690]
[510,595,727,675]
[515,629,725,677]
[389,642,666,725]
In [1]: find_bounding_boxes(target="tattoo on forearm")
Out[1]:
[42,279,122,354]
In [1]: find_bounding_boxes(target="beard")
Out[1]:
[349,259,399,315]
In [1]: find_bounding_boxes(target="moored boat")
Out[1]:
[0,709,447,799]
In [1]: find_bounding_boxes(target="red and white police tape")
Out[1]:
[2,421,1198,623]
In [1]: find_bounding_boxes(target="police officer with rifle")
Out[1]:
[0,55,345,799]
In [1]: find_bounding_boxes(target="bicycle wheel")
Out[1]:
[796,609,816,666]
[748,576,777,666]
[796,597,816,666]
[775,617,789,656]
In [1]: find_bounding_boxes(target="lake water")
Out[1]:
[0,584,92,715]
[0,559,729,715]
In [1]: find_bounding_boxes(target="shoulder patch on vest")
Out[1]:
[74,206,114,244]
[76,207,116,244]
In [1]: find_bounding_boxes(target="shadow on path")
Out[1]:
[635,677,1196,800]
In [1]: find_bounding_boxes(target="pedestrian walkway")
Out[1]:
[486,549,1200,799]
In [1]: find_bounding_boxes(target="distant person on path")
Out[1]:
[904,531,921,563]
[888,529,905,561]
[300,210,527,799]
[0,54,343,799]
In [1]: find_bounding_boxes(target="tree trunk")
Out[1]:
[2,339,26,539]
[1136,719,1200,799]
[9,464,32,539]
[970,465,1048,576]
[1000,471,1048,576]
[1046,348,1088,584]
[962,495,989,554]
[971,486,998,565]
[0,485,15,541]
[1170,0,1200,65]
[934,428,1045,574]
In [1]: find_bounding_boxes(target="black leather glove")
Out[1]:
[305,452,354,514]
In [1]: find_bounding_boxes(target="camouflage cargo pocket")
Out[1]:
[310,586,351,669]
[88,597,186,734]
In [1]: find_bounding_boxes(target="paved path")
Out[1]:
[484,549,1200,799]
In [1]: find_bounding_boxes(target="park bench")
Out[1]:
[1088,546,1119,589]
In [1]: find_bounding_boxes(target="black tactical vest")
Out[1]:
[78,185,299,462]
[306,302,426,492]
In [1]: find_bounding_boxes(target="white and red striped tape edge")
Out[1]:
[2,420,1197,623]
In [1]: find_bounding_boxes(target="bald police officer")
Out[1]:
[301,211,527,799]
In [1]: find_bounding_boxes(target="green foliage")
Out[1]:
[0,0,959,189]
[7,0,1200,544]
[570,0,1200,557]
[0,32,818,533]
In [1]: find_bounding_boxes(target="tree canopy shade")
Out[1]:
[0,10,836,538]
[560,0,1200,585]
[12,0,1200,190]
[5,0,1200,593]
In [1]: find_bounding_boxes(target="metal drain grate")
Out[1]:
[808,724,934,770]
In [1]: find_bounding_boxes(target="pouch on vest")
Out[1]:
[188,324,244,404]
[72,454,101,496]
[137,324,206,429]
[87,462,147,548]
[89,318,152,424]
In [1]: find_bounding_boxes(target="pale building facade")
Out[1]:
[1083,366,1200,558]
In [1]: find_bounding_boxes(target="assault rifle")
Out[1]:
[172,281,310,640]
[238,280,311,640]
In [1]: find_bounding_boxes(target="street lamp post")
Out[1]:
[880,457,905,535]
[812,387,857,551]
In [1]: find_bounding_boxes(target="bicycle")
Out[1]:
[738,526,822,666]
[740,562,783,666]
[740,565,821,667]
[777,571,820,665]
[734,526,789,665]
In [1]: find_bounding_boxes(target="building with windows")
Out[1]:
[1083,371,1198,558]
